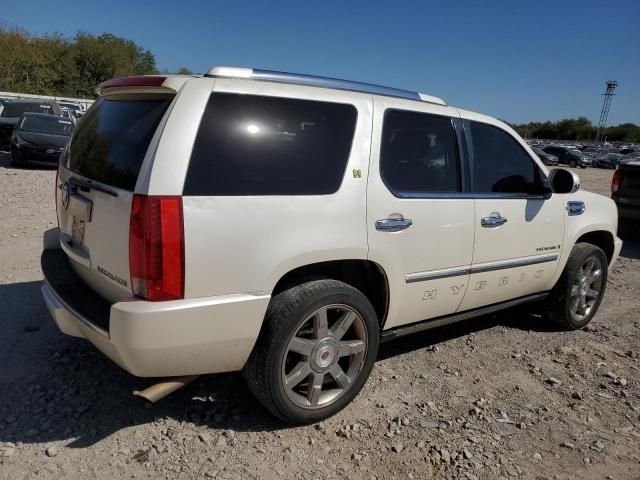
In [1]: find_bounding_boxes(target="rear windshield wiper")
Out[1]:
[68,176,118,197]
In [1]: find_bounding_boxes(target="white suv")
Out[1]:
[42,67,622,423]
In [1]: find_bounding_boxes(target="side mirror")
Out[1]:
[548,168,580,194]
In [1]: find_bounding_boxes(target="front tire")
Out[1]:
[545,243,608,329]
[569,160,577,168]
[243,280,379,424]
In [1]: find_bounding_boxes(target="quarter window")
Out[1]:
[470,122,543,194]
[184,93,357,196]
[380,110,459,195]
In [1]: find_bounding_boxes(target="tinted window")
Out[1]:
[470,122,543,194]
[66,95,172,191]
[2,102,52,117]
[184,93,357,196]
[380,110,459,194]
[20,116,73,136]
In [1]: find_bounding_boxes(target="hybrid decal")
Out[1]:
[474,281,487,291]
[97,266,128,287]
[423,289,437,301]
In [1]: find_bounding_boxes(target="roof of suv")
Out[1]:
[97,66,447,107]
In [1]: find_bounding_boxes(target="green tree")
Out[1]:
[0,26,157,98]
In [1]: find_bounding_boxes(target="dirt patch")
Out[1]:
[1,157,638,479]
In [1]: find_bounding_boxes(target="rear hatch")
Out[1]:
[57,90,175,303]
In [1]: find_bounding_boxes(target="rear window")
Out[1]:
[65,95,172,191]
[184,93,357,196]
[2,102,52,117]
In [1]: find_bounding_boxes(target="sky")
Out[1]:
[3,0,639,125]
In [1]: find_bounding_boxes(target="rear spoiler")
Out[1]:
[96,75,192,96]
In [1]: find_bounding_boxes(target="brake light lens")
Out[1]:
[129,195,184,301]
[611,169,621,194]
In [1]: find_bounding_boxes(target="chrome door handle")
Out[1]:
[481,213,508,227]
[375,216,413,232]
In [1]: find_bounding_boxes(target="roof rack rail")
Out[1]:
[205,66,446,106]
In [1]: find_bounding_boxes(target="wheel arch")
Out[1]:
[271,259,390,327]
[576,230,615,264]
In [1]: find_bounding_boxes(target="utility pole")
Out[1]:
[595,80,618,144]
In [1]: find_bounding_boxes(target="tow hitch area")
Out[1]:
[133,375,199,403]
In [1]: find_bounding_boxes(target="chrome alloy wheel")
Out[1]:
[570,256,604,321]
[281,304,367,409]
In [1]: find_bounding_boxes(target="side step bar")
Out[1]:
[380,292,548,343]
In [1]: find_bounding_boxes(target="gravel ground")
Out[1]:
[1,154,639,480]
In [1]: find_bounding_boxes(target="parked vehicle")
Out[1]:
[10,113,73,166]
[41,67,622,424]
[619,148,636,155]
[0,100,62,150]
[593,151,627,169]
[543,146,590,168]
[58,101,85,118]
[612,160,640,237]
[532,147,558,166]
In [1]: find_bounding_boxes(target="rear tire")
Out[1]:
[544,243,608,330]
[243,279,379,424]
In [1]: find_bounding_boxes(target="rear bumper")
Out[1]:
[41,236,270,377]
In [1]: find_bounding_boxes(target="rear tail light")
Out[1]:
[611,169,621,194]
[129,195,184,301]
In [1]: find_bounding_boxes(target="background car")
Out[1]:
[612,160,640,238]
[10,113,73,167]
[58,101,85,118]
[0,99,62,150]
[593,151,627,169]
[543,145,590,168]
[532,147,558,165]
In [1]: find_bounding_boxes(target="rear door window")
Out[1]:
[380,109,460,195]
[184,93,357,196]
[65,94,172,191]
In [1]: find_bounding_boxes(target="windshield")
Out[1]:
[20,116,73,135]
[2,102,53,117]
[568,149,582,155]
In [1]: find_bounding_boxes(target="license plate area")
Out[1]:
[61,184,93,247]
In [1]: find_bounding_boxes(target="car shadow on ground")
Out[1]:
[0,281,563,449]
[2,240,637,448]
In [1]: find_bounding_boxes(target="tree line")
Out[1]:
[0,26,192,99]
[511,117,639,143]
